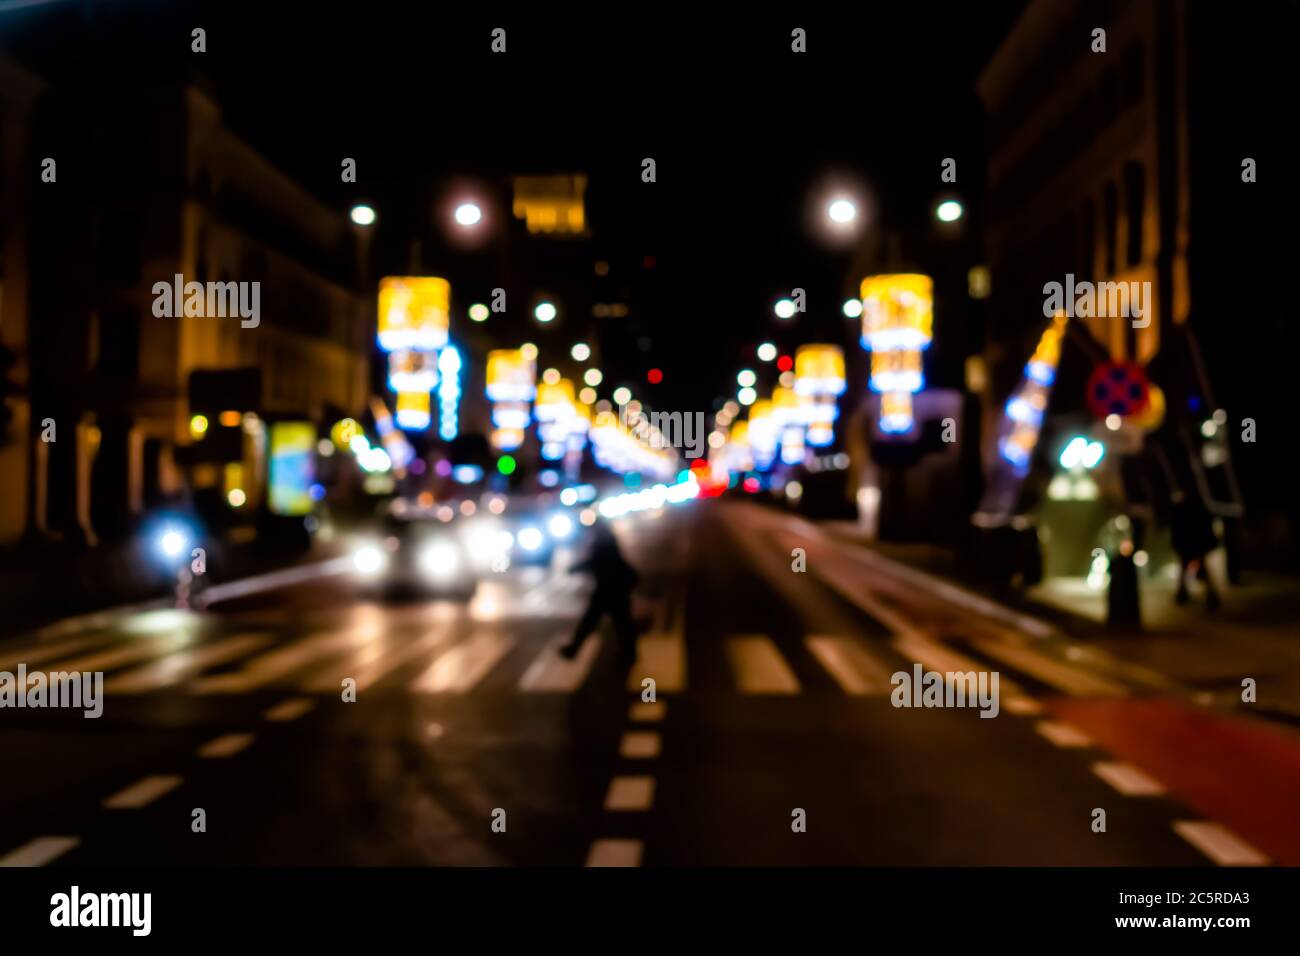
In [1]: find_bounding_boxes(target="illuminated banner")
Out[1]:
[378,277,450,352]
[512,174,588,235]
[268,421,316,516]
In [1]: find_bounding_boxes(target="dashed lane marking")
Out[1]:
[1091,761,1166,796]
[0,836,80,867]
[1035,721,1093,748]
[585,838,644,867]
[197,733,255,758]
[1173,821,1269,866]
[263,698,316,722]
[619,731,662,759]
[102,775,184,809]
[604,776,655,811]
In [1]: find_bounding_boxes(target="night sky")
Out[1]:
[3,0,1025,414]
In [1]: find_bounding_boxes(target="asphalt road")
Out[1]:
[0,501,1289,866]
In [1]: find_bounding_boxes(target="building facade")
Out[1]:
[26,81,369,544]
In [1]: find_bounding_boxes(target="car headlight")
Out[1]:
[518,526,544,552]
[158,529,187,559]
[420,540,461,579]
[466,522,510,562]
[548,514,574,539]
[352,544,387,576]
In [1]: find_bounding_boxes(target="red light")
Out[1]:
[743,477,760,493]
[647,368,664,384]
[777,355,793,372]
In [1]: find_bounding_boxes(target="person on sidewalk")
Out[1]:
[1171,489,1220,612]
[558,520,640,663]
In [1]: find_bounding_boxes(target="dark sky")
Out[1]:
[2,0,1026,413]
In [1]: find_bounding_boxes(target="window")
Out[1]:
[1124,162,1145,267]
[1102,181,1119,275]
[1122,43,1145,108]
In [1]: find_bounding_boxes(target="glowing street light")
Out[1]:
[350,204,376,226]
[737,369,757,388]
[936,199,964,222]
[828,198,857,224]
[571,343,591,361]
[469,303,489,322]
[774,299,797,320]
[454,202,483,226]
[842,298,863,318]
[757,342,777,362]
[535,301,557,323]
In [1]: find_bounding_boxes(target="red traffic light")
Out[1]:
[647,368,664,384]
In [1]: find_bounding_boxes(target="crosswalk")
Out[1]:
[3,615,905,702]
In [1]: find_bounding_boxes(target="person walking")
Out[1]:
[1170,489,1220,612]
[558,520,640,663]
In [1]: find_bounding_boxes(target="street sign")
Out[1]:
[1086,361,1149,419]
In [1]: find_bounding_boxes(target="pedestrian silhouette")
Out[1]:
[559,520,639,663]
[1170,489,1220,612]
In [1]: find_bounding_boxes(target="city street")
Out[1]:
[3,500,1291,868]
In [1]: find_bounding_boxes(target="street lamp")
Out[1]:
[757,342,777,362]
[454,202,483,227]
[828,198,857,224]
[350,204,376,226]
[936,199,963,222]
[774,299,796,320]
[535,301,557,324]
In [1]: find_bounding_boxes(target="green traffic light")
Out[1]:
[497,455,517,476]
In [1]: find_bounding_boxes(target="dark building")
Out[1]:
[25,80,370,544]
[976,0,1297,584]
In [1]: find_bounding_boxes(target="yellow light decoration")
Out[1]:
[860,273,934,353]
[512,174,588,235]
[486,349,536,403]
[395,390,431,430]
[378,276,450,352]
[794,344,846,395]
[535,378,577,421]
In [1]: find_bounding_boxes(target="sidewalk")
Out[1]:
[0,531,347,642]
[823,519,1300,723]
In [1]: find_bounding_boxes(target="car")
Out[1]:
[349,506,480,599]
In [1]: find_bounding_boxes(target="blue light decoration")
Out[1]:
[437,345,462,441]
[997,313,1068,475]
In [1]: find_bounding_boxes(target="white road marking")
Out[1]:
[195,630,365,694]
[1173,821,1269,866]
[102,775,184,809]
[969,638,1128,697]
[604,775,656,811]
[105,634,270,693]
[585,838,644,867]
[411,633,514,692]
[1091,761,1166,796]
[726,636,801,695]
[263,698,316,722]
[518,634,603,692]
[1035,721,1092,748]
[0,634,114,672]
[43,635,193,675]
[1002,696,1043,716]
[619,731,662,759]
[0,836,80,867]
[629,700,666,723]
[198,733,255,758]
[805,635,891,695]
[627,634,686,693]
[302,626,454,693]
